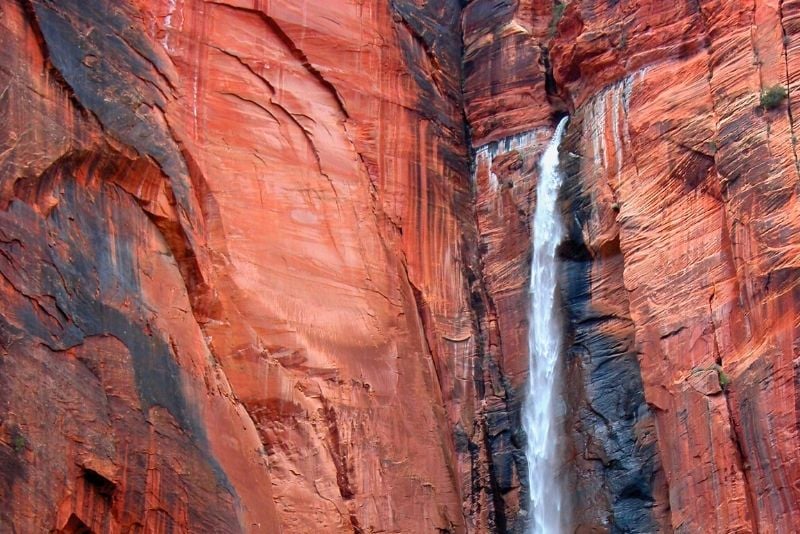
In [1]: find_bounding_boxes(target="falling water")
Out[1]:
[523,116,568,534]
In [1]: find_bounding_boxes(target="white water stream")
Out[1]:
[523,116,568,534]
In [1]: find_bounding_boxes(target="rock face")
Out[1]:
[550,2,800,531]
[1,0,471,531]
[1,0,799,533]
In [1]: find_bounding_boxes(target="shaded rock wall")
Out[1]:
[2,0,475,531]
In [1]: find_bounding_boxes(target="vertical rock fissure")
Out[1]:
[777,0,800,176]
[523,117,569,534]
[696,5,761,530]
[710,275,761,533]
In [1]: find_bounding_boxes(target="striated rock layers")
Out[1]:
[468,0,800,532]
[1,0,799,532]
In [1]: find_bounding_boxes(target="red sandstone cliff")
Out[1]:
[1,0,471,531]
[1,0,799,533]
[468,0,800,532]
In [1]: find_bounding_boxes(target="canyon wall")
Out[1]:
[555,1,800,531]
[1,0,477,531]
[466,1,800,532]
[2,0,800,532]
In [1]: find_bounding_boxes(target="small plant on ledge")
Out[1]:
[760,84,788,110]
[714,364,731,391]
[549,2,566,38]
[12,432,26,454]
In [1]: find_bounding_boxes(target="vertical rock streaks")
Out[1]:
[2,0,800,532]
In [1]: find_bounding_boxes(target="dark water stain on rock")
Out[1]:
[556,118,667,533]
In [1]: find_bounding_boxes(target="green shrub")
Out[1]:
[760,84,788,110]
[718,371,730,389]
[12,432,26,454]
[714,365,731,390]
[549,3,566,37]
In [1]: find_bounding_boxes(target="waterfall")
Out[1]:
[523,116,568,534]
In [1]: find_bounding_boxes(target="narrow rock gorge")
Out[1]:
[1,0,799,532]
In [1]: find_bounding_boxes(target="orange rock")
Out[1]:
[3,0,800,532]
[545,0,800,531]
[1,0,469,531]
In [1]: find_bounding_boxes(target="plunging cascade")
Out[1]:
[523,117,568,534]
